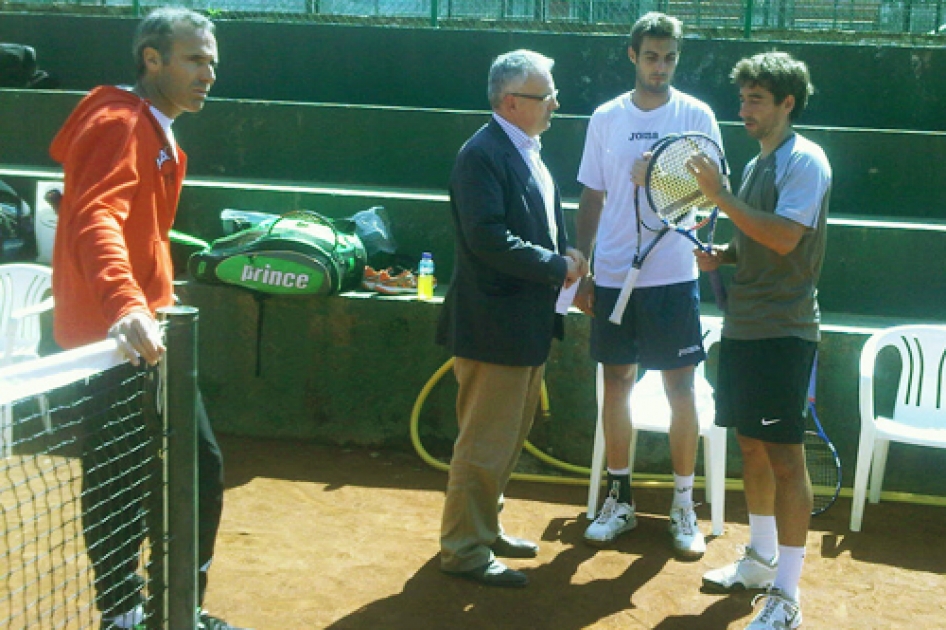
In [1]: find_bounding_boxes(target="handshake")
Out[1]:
[564,247,589,288]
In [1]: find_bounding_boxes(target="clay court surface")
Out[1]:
[202,435,945,630]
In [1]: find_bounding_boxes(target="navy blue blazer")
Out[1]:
[436,118,569,367]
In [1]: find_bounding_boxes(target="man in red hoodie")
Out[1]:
[50,8,245,630]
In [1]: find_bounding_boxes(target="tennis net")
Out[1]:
[0,306,201,630]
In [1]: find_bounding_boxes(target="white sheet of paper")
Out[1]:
[556,281,579,314]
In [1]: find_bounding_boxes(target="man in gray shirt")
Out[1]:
[687,51,831,630]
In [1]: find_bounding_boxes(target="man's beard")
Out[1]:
[638,77,670,95]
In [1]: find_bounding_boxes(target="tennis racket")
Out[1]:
[609,132,729,325]
[805,351,842,516]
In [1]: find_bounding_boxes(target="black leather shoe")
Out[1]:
[490,534,539,558]
[445,559,529,588]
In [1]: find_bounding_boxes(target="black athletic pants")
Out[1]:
[76,368,225,618]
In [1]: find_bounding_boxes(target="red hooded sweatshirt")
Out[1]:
[50,86,187,349]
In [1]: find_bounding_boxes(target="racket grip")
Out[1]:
[609,267,640,325]
[709,270,728,313]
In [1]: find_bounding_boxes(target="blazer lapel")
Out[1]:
[487,120,553,245]
[552,183,566,251]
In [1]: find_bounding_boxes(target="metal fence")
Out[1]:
[4,0,946,36]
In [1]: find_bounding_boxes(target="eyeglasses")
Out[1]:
[508,89,559,103]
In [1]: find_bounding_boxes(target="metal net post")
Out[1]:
[157,306,200,630]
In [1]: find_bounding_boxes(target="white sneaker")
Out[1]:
[669,504,706,559]
[584,492,636,546]
[745,588,802,629]
[702,546,778,592]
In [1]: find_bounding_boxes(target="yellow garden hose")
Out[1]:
[410,358,946,508]
[410,357,688,489]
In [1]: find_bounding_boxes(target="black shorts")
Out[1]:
[715,336,817,444]
[590,281,705,370]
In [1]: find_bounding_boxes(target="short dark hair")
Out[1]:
[730,51,814,121]
[629,12,683,55]
[132,7,215,78]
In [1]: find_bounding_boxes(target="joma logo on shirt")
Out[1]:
[629,132,659,141]
[241,264,310,289]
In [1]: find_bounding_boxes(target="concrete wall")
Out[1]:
[3,90,946,321]
[7,161,944,322]
[3,90,946,222]
[4,14,946,130]
[6,157,945,494]
[175,281,941,496]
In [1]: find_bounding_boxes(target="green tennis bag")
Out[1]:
[188,210,366,295]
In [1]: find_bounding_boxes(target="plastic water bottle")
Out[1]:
[417,252,435,300]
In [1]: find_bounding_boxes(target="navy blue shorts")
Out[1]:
[715,336,817,444]
[590,281,705,370]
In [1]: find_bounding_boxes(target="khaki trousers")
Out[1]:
[439,357,544,572]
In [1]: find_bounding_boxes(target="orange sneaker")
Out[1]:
[375,269,418,295]
[362,266,383,291]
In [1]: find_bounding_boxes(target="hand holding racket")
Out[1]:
[805,352,842,516]
[609,133,729,325]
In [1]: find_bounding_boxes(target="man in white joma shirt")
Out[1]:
[574,11,723,558]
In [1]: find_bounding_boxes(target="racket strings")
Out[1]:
[649,138,722,223]
[804,431,840,513]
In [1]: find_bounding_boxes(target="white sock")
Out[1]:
[773,544,806,600]
[672,473,694,508]
[607,467,630,476]
[748,514,778,562]
[103,605,145,629]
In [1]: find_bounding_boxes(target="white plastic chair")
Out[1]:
[0,263,54,366]
[587,317,727,535]
[0,263,55,451]
[850,324,946,532]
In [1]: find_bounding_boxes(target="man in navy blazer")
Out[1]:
[437,49,587,588]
